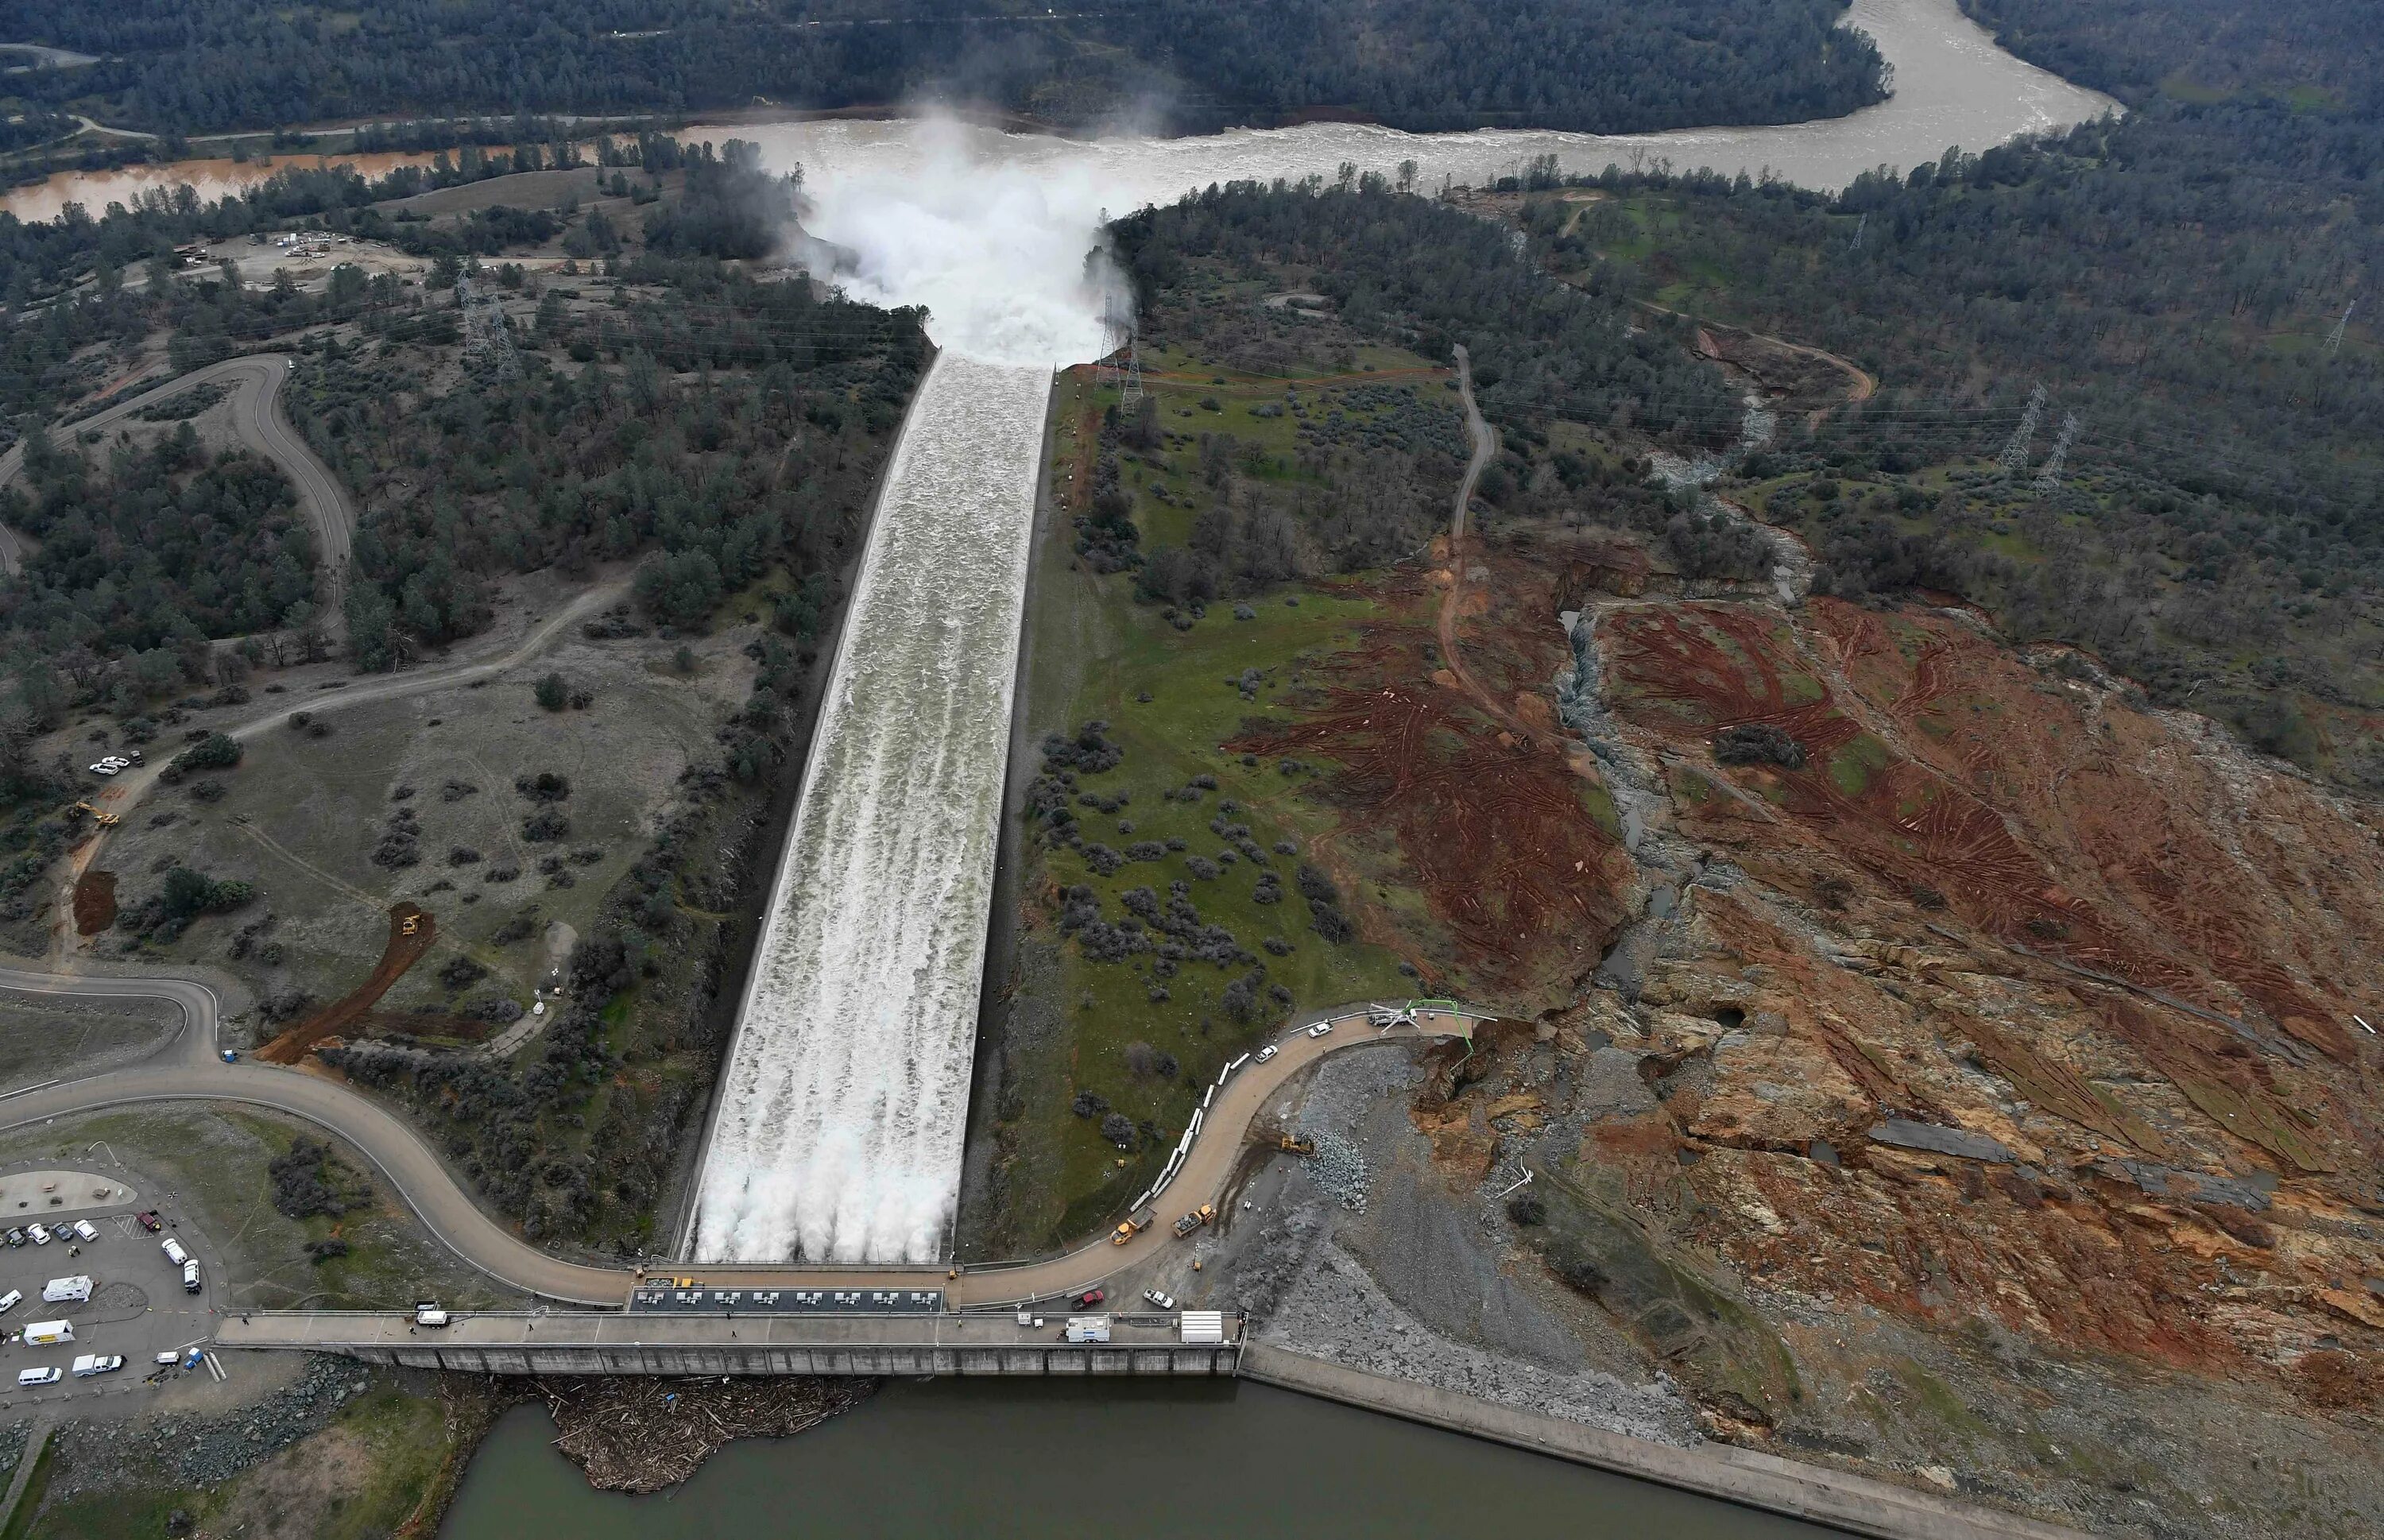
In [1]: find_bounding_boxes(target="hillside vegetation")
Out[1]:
[0,0,1883,135]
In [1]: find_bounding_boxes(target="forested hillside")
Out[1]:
[1524,0,2383,787]
[0,0,1884,136]
[1960,0,2380,108]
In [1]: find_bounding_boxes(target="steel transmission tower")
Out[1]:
[2033,412,2079,493]
[1998,384,2046,474]
[2325,300,2356,358]
[455,274,521,381]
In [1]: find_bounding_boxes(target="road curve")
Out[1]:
[0,980,1479,1308]
[0,355,352,609]
[0,965,222,1070]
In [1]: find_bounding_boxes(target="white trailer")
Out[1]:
[41,1275,92,1305]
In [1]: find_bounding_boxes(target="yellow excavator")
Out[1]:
[1278,1135,1316,1155]
[69,802,119,827]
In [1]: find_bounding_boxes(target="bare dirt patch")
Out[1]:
[71,868,115,935]
[1232,564,1632,997]
[258,903,433,1063]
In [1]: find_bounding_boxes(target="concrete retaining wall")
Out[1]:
[316,1342,1240,1375]
[1241,1345,2089,1540]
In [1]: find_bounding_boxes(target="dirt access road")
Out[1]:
[0,355,352,608]
[52,578,626,965]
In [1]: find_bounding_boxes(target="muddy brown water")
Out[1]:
[440,1379,1844,1538]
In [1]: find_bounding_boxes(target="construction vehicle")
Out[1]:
[1111,1208,1152,1244]
[399,915,422,937]
[1279,1135,1315,1155]
[69,802,119,827]
[1171,1202,1217,1238]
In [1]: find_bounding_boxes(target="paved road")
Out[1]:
[0,356,350,609]
[0,984,1477,1308]
[0,965,223,1071]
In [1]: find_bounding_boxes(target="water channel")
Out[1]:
[442,1380,1843,1538]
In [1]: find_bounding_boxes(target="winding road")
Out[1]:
[0,969,1477,1306]
[0,355,352,610]
[52,576,629,951]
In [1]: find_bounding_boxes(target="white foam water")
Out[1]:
[689,353,1052,1263]
[681,0,2119,1262]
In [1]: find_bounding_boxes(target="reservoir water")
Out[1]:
[441,1379,1843,1538]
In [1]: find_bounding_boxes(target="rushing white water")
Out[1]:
[683,0,2116,1263]
[708,0,2113,224]
[691,354,1051,1263]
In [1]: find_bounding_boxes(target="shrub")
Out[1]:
[160,732,242,784]
[515,772,572,802]
[1070,1089,1109,1118]
[522,807,571,842]
[439,955,490,989]
[161,865,252,919]
[535,672,568,711]
[1507,1192,1548,1226]
[1099,1111,1136,1148]
[268,1138,357,1220]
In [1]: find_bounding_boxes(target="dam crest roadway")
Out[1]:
[0,969,1484,1307]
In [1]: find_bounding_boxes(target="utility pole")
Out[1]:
[1998,383,2046,474]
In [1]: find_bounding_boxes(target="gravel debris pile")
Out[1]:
[1302,1131,1369,1213]
[41,1355,363,1498]
[1264,1239,1699,1446]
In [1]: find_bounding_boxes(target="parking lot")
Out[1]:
[0,1163,223,1410]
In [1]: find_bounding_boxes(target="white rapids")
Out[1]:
[688,354,1052,1263]
[678,0,2118,1263]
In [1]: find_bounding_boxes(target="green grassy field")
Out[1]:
[91,614,753,1037]
[1001,373,1435,1241]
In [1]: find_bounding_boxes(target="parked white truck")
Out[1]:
[21,1319,73,1345]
